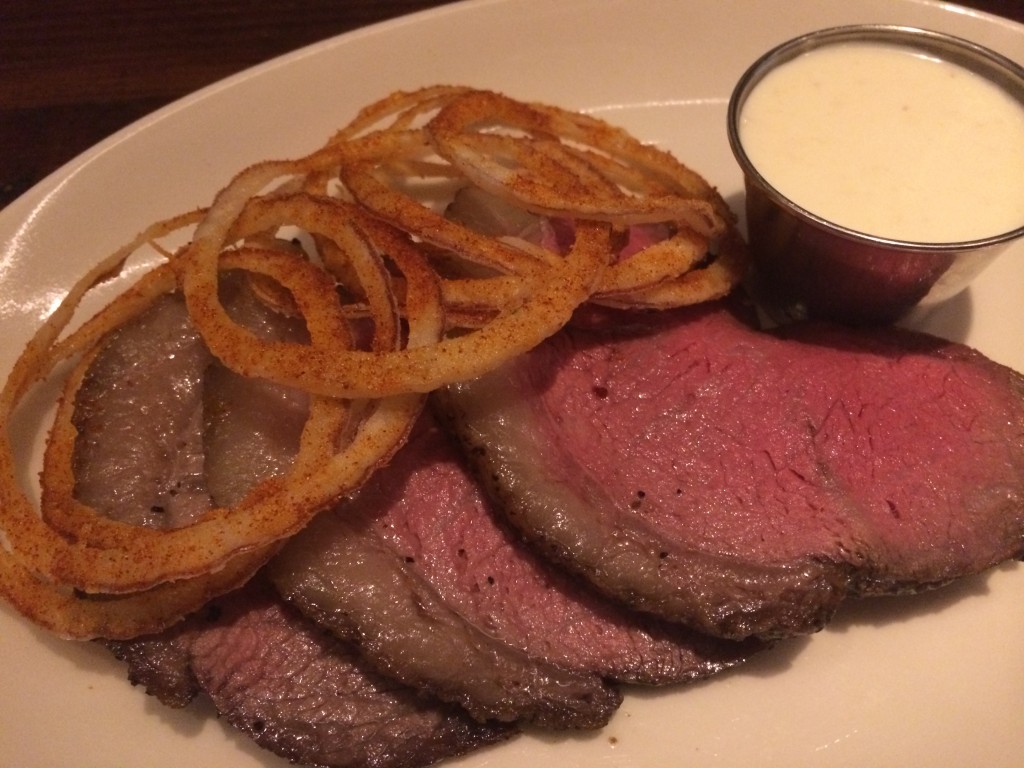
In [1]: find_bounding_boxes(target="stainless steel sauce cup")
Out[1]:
[727,25,1024,324]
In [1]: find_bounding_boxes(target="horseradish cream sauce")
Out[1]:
[739,41,1024,243]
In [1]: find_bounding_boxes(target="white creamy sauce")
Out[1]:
[740,41,1024,243]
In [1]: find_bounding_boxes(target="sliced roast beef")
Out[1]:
[204,314,622,727]
[439,300,1024,641]
[78,285,614,742]
[202,363,309,508]
[105,581,513,768]
[271,491,624,730]
[191,581,513,768]
[72,293,215,529]
[72,275,310,529]
[103,621,202,709]
[272,409,761,708]
[79,286,509,767]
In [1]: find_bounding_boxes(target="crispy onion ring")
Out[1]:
[593,228,709,299]
[427,89,729,234]
[179,184,611,397]
[20,246,427,594]
[337,87,744,310]
[0,543,275,641]
[0,215,435,632]
[38,251,340,548]
[328,85,474,144]
[0,85,747,640]
[593,229,750,309]
[0,218,277,640]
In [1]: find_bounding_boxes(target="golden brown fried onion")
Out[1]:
[427,89,730,233]
[0,85,747,640]
[0,211,434,635]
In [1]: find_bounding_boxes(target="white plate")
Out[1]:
[1,1,1022,766]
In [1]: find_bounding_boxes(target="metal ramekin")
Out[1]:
[727,25,1024,324]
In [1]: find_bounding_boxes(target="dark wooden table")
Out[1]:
[1,0,1021,210]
